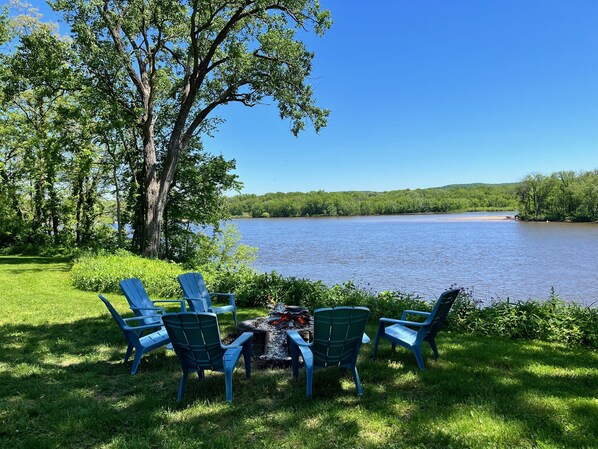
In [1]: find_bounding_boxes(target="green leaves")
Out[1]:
[518,170,598,221]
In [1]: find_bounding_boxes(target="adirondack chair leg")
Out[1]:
[198,368,205,379]
[124,343,134,362]
[243,341,251,379]
[351,366,363,396]
[428,339,439,360]
[224,367,234,403]
[412,346,425,370]
[372,322,385,358]
[131,347,144,375]
[305,364,313,398]
[290,341,299,378]
[177,370,189,402]
[232,310,238,326]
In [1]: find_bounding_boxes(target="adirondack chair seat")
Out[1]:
[210,304,236,315]
[288,306,370,398]
[99,294,171,374]
[178,272,237,325]
[162,312,252,403]
[373,288,461,369]
[381,321,420,347]
[138,327,170,347]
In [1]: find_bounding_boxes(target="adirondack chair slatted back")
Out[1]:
[312,307,369,367]
[120,277,161,325]
[424,288,461,340]
[162,313,225,371]
[178,272,211,312]
[99,294,129,333]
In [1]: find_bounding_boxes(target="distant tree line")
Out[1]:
[517,170,598,222]
[227,184,519,218]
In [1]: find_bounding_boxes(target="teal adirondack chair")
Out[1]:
[98,294,170,374]
[161,312,252,403]
[288,306,370,398]
[372,288,461,369]
[120,277,186,326]
[177,272,237,326]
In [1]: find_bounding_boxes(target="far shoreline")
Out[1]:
[232,211,518,221]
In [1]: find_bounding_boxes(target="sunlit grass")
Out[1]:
[1,255,597,448]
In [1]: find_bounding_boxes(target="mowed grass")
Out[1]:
[1,256,597,449]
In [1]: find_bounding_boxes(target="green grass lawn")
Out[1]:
[1,256,597,448]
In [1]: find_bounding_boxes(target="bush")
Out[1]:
[446,287,598,348]
[71,250,184,297]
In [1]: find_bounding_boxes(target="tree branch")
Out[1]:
[97,2,145,103]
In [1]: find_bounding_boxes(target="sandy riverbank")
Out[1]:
[452,215,515,221]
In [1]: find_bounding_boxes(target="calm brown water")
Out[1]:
[234,212,598,305]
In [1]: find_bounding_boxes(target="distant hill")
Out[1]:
[433,182,519,190]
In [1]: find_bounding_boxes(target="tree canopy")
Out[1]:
[51,0,331,257]
[0,1,331,258]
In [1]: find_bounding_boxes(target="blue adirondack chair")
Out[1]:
[161,312,252,402]
[372,288,461,369]
[287,306,370,398]
[177,272,237,326]
[98,294,171,374]
[120,277,186,326]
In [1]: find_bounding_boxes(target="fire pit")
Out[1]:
[236,303,313,368]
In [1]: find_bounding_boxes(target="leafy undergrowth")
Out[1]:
[1,256,597,448]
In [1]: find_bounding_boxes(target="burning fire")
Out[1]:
[267,304,311,328]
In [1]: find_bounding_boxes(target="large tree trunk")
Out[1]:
[140,119,184,258]
[141,120,161,258]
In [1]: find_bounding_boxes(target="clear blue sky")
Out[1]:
[32,0,598,194]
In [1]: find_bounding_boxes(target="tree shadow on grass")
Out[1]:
[0,318,597,449]
[0,256,71,265]
[366,333,598,448]
[0,256,71,273]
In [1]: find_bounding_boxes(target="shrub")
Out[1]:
[71,250,184,297]
[445,287,597,348]
[231,272,328,308]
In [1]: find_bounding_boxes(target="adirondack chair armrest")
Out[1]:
[183,296,209,312]
[379,317,426,327]
[287,330,313,347]
[210,292,236,306]
[223,331,253,349]
[122,318,164,331]
[400,310,431,320]
[152,299,187,311]
[130,305,167,314]
[362,333,371,344]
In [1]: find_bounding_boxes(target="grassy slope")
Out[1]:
[1,256,597,449]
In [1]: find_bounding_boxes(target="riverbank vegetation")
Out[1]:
[2,256,597,448]
[227,183,519,218]
[517,170,598,222]
[71,253,598,349]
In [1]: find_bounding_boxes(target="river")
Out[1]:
[233,212,598,306]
